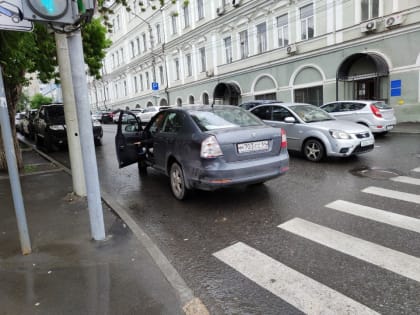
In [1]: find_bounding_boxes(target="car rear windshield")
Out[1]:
[372,101,392,109]
[189,107,264,131]
[46,106,65,122]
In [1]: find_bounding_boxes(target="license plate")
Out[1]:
[386,125,394,130]
[361,139,374,147]
[237,140,269,153]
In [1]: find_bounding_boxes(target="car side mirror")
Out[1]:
[284,117,296,123]
[124,123,140,132]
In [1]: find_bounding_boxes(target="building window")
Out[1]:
[112,54,115,68]
[294,86,323,106]
[277,14,289,47]
[136,37,140,55]
[361,0,379,21]
[146,72,150,89]
[300,3,314,40]
[197,0,204,20]
[116,50,120,66]
[224,36,232,64]
[130,41,135,58]
[114,83,118,99]
[159,66,164,85]
[199,47,206,72]
[186,54,192,77]
[171,15,178,34]
[183,5,190,28]
[123,80,127,96]
[174,58,180,80]
[116,15,121,31]
[120,48,124,63]
[239,30,249,59]
[142,33,147,52]
[134,76,138,93]
[140,74,144,91]
[256,22,267,54]
[156,24,162,44]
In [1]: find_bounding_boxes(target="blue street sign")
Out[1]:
[151,82,159,91]
[390,79,401,97]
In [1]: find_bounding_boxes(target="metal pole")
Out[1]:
[54,33,86,197]
[67,30,105,241]
[0,66,31,255]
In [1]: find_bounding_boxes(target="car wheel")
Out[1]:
[303,139,324,162]
[94,138,102,146]
[44,134,53,152]
[170,162,188,200]
[34,134,41,149]
[138,160,147,176]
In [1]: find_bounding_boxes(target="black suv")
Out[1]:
[33,104,103,152]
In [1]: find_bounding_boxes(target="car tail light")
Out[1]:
[201,136,223,158]
[281,128,287,149]
[370,104,382,118]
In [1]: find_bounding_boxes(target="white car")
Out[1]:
[321,100,397,134]
[137,106,170,124]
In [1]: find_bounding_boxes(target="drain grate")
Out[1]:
[350,167,402,180]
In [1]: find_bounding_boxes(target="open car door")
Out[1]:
[115,111,143,168]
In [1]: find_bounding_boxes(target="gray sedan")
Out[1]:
[115,105,289,200]
[250,103,375,162]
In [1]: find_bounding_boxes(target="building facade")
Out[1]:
[89,0,420,122]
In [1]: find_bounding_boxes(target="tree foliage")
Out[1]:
[0,16,110,170]
[30,93,53,109]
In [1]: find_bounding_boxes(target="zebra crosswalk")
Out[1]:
[213,171,420,313]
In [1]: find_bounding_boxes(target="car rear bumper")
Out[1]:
[369,117,397,133]
[93,126,103,139]
[185,154,289,190]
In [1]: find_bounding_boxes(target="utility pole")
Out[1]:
[0,67,31,255]
[67,30,105,241]
[55,33,86,197]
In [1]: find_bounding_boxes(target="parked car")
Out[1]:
[115,105,289,200]
[33,104,103,152]
[320,100,396,134]
[21,109,38,139]
[92,111,113,124]
[14,112,25,132]
[137,106,170,124]
[250,102,374,162]
[239,100,282,111]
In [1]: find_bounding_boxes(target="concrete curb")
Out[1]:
[19,138,209,315]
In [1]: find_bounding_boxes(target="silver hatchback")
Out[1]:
[320,100,397,134]
[250,103,375,162]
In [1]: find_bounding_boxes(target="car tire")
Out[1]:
[170,162,188,200]
[44,134,53,153]
[94,138,102,146]
[138,160,147,176]
[34,134,41,149]
[303,139,325,162]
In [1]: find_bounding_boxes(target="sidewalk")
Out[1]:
[391,122,420,134]
[0,146,188,315]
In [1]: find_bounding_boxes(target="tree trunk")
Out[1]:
[0,81,23,171]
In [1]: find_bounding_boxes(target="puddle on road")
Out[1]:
[350,166,402,180]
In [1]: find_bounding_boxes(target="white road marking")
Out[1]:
[391,176,420,186]
[362,186,420,204]
[213,242,378,315]
[412,167,420,173]
[325,200,420,234]
[278,218,420,283]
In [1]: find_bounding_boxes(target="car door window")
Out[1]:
[149,112,166,134]
[251,106,271,120]
[272,106,292,122]
[322,103,337,113]
[162,112,183,133]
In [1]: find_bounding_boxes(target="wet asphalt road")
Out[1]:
[47,125,420,314]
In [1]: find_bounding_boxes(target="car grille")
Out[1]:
[355,132,370,139]
[353,144,374,153]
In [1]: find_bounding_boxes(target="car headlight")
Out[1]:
[49,125,65,131]
[93,120,102,127]
[329,130,351,139]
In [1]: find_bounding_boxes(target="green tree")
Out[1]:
[30,93,53,109]
[0,18,110,170]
